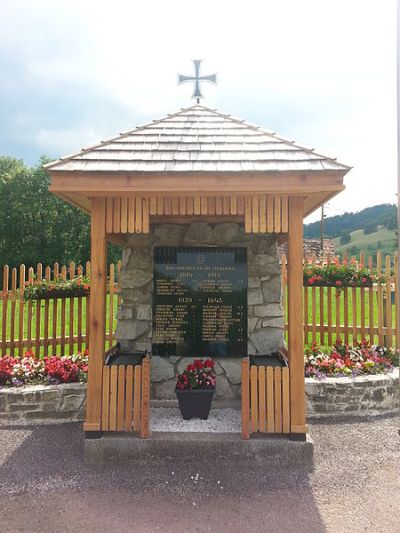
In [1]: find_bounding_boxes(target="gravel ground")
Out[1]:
[150,407,241,432]
[0,415,399,533]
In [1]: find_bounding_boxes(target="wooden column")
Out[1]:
[287,196,307,437]
[84,197,107,433]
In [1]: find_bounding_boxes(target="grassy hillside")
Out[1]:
[333,227,397,257]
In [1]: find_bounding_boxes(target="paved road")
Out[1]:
[0,416,399,533]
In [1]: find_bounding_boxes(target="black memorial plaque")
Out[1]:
[152,247,247,358]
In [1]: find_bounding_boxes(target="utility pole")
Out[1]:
[397,0,400,351]
[320,204,325,259]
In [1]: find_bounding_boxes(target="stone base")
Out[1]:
[84,431,314,468]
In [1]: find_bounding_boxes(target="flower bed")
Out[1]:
[303,259,386,288]
[0,351,88,387]
[22,276,90,301]
[305,339,398,379]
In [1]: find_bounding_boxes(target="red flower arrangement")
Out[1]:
[176,359,216,390]
[303,259,386,289]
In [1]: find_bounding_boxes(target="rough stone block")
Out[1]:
[262,317,284,328]
[212,223,240,244]
[120,269,153,289]
[115,319,150,341]
[135,304,152,321]
[254,304,284,318]
[250,328,285,355]
[153,378,177,399]
[153,224,185,245]
[261,278,282,303]
[248,289,263,306]
[183,222,213,245]
[219,359,242,385]
[248,277,261,289]
[151,356,175,382]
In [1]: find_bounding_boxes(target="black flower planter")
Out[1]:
[175,388,215,420]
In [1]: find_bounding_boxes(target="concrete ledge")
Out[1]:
[84,431,314,468]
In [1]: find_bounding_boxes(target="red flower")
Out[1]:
[335,280,342,287]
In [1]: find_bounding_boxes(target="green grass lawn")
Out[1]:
[333,227,397,257]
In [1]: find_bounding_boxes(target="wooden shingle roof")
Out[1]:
[44,105,350,174]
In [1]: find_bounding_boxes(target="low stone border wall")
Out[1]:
[0,383,86,425]
[306,368,399,417]
[1,369,398,425]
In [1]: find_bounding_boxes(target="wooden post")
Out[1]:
[287,196,307,438]
[140,356,151,439]
[84,197,107,433]
[241,357,250,439]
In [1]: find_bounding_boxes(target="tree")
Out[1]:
[340,232,351,245]
[0,157,121,270]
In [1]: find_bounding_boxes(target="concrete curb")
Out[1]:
[84,431,314,468]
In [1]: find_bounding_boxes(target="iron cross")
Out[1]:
[178,60,217,104]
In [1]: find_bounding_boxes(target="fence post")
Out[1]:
[140,355,151,439]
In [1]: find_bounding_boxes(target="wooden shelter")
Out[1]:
[45,105,350,440]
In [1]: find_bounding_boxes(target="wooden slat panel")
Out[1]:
[282,368,290,433]
[319,286,324,345]
[60,265,67,356]
[125,365,134,431]
[68,262,75,355]
[18,264,25,357]
[179,197,186,215]
[109,365,118,431]
[250,365,258,432]
[201,195,208,215]
[395,252,399,348]
[385,254,392,347]
[101,366,110,430]
[368,255,374,343]
[244,197,252,233]
[281,196,289,232]
[311,286,317,342]
[266,367,274,432]
[327,285,332,346]
[274,196,281,232]
[112,197,121,233]
[274,368,282,433]
[35,263,43,356]
[172,196,179,215]
[194,195,201,215]
[208,196,216,215]
[186,196,194,215]
[251,196,259,233]
[230,195,237,215]
[108,263,115,348]
[150,196,157,215]
[142,197,150,233]
[135,196,142,232]
[43,266,51,356]
[258,366,266,432]
[237,196,245,215]
[360,252,366,341]
[304,286,309,345]
[335,287,341,342]
[106,197,114,233]
[128,196,136,233]
[164,196,172,216]
[140,357,151,438]
[133,365,141,431]
[241,358,250,439]
[266,196,274,233]
[352,285,357,341]
[52,264,59,354]
[117,365,125,431]
[223,196,230,215]
[259,195,266,233]
[215,196,223,215]
[27,267,34,352]
[9,268,17,357]
[120,197,128,233]
[156,196,164,215]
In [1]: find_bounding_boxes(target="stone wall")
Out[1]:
[1,370,398,425]
[0,383,86,425]
[306,369,399,417]
[116,222,285,399]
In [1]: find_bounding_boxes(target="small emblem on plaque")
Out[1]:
[195,254,206,264]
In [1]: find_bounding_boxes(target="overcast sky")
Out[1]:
[0,0,396,222]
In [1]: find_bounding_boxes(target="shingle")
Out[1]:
[44,104,350,173]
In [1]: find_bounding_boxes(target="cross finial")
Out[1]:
[178,59,217,104]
